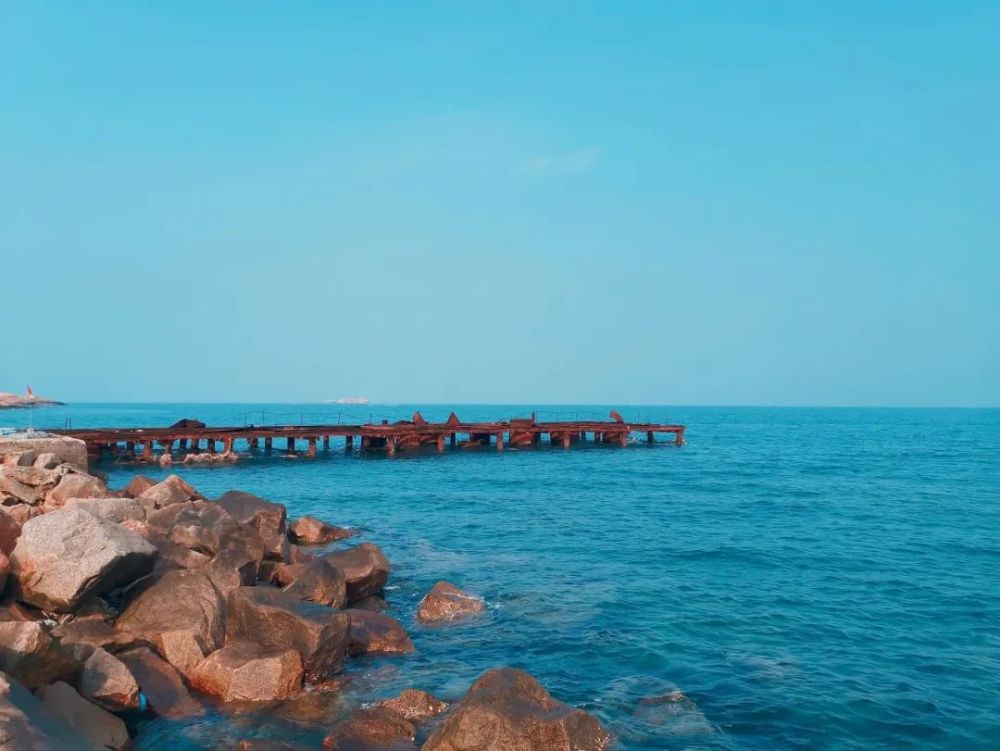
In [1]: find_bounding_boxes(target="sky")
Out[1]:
[2,2,997,406]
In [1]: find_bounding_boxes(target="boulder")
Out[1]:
[33,452,61,469]
[145,500,265,591]
[378,689,448,722]
[36,681,129,750]
[44,472,108,508]
[119,647,203,717]
[159,629,207,680]
[416,582,485,624]
[281,559,347,608]
[289,515,353,545]
[9,509,157,612]
[226,586,350,683]
[422,668,612,751]
[122,475,156,498]
[0,670,81,750]
[216,490,290,560]
[79,647,141,712]
[63,497,146,524]
[11,450,36,467]
[346,610,415,656]
[0,508,21,554]
[50,620,140,655]
[189,641,303,702]
[323,705,417,750]
[0,551,7,593]
[116,569,226,655]
[0,472,44,506]
[0,621,81,689]
[322,543,390,603]
[4,503,42,526]
[136,474,202,509]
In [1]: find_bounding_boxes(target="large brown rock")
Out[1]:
[50,620,140,656]
[0,471,45,506]
[122,475,156,498]
[0,551,7,593]
[145,500,265,592]
[281,558,347,608]
[322,543,390,603]
[289,515,353,545]
[135,474,202,509]
[378,689,448,722]
[323,705,417,750]
[226,586,350,684]
[119,647,202,717]
[158,629,207,680]
[422,668,612,751]
[0,670,81,750]
[416,582,486,624]
[0,621,81,689]
[9,508,157,612]
[63,497,146,524]
[36,681,129,750]
[79,647,142,712]
[44,472,109,508]
[346,610,415,656]
[116,569,226,655]
[189,641,303,702]
[0,508,21,554]
[216,490,290,561]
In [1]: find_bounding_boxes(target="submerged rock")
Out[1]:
[226,586,350,684]
[36,680,129,750]
[346,610,415,656]
[9,508,157,612]
[288,515,352,545]
[422,668,612,751]
[377,689,449,722]
[322,543,390,604]
[189,641,303,703]
[416,582,485,623]
[323,705,417,750]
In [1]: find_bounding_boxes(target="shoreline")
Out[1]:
[0,435,613,750]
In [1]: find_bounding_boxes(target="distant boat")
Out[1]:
[322,397,370,405]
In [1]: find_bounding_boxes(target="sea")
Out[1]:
[4,403,999,750]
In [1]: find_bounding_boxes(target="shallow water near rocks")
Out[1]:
[9,404,1000,750]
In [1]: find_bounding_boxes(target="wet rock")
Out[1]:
[36,681,129,750]
[145,501,265,592]
[323,705,417,750]
[226,586,350,683]
[416,582,485,624]
[190,641,303,702]
[116,569,226,655]
[281,558,347,608]
[119,647,203,717]
[44,472,109,508]
[0,670,80,750]
[0,621,81,688]
[122,475,156,498]
[422,668,612,751]
[136,474,202,509]
[0,508,21,554]
[217,490,290,561]
[346,610,415,656]
[9,508,157,612]
[63,497,146,524]
[322,543,390,604]
[289,515,353,545]
[237,742,313,751]
[79,647,142,712]
[377,689,449,722]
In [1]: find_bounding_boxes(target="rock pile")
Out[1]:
[0,460,611,750]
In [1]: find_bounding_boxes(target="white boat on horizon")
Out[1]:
[322,397,371,405]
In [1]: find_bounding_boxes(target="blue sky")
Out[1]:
[2,2,997,406]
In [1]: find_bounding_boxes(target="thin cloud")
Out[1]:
[516,146,601,177]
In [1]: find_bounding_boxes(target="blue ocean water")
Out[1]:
[6,404,999,750]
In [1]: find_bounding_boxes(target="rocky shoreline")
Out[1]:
[0,393,62,410]
[0,444,612,750]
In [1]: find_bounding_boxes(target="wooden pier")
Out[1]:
[54,411,685,465]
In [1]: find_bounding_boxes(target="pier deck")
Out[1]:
[53,412,685,464]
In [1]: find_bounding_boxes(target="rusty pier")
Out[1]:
[54,411,685,465]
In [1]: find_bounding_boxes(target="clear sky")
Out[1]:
[2,2,997,406]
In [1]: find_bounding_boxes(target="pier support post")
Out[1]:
[675,428,685,446]
[307,438,317,458]
[286,437,296,454]
[206,440,215,454]
[496,433,504,451]
[595,432,603,444]
[386,437,397,457]
[561,433,571,449]
[141,441,153,461]
[450,432,456,447]
[322,435,330,450]
[264,437,272,452]
[223,437,234,455]
[250,437,260,451]
[437,435,445,452]
[346,435,354,451]
[618,432,628,447]
[647,431,654,443]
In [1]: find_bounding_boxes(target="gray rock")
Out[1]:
[0,670,82,750]
[9,509,158,612]
[36,681,129,750]
[63,497,146,524]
